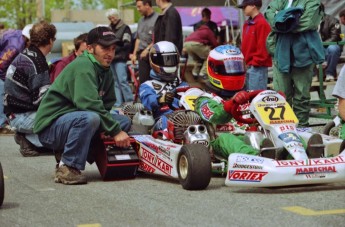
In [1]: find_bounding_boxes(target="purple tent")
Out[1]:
[176,6,240,27]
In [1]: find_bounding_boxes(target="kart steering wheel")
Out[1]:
[230,90,263,125]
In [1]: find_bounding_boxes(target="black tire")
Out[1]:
[323,121,340,137]
[0,162,4,207]
[177,144,211,190]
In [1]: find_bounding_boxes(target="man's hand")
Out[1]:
[158,92,175,104]
[130,54,137,65]
[232,91,249,104]
[113,131,131,147]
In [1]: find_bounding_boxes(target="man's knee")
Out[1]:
[327,45,341,55]
[83,112,101,130]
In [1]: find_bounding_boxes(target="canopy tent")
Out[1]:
[176,6,239,27]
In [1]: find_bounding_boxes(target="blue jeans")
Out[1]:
[245,66,268,90]
[110,61,134,107]
[9,111,42,147]
[38,111,131,170]
[0,79,6,127]
[325,45,341,77]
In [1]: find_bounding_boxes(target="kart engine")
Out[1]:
[166,110,204,142]
[121,103,145,119]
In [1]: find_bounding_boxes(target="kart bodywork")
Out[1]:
[225,90,345,187]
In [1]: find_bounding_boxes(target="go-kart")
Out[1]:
[225,90,345,187]
[0,162,4,206]
[95,106,212,190]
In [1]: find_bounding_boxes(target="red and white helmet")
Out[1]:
[207,45,245,91]
[149,41,180,82]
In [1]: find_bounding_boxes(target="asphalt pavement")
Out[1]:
[0,133,344,227]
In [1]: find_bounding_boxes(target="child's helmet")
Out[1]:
[207,45,245,91]
[149,41,180,82]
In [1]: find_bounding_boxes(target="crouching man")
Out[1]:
[34,27,132,185]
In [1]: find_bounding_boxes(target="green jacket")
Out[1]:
[265,0,324,56]
[34,51,121,137]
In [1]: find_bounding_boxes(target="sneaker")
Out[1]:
[14,132,40,157]
[259,138,276,159]
[306,133,324,158]
[199,74,208,83]
[325,75,335,82]
[54,165,87,185]
[0,124,15,135]
[192,72,198,80]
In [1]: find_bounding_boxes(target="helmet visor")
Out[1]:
[210,59,245,75]
[151,52,179,67]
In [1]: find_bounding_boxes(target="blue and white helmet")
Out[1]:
[149,41,180,82]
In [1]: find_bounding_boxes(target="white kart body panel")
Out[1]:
[225,151,345,187]
[132,135,181,179]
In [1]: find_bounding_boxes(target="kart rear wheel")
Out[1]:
[0,162,4,206]
[323,121,341,138]
[177,144,211,190]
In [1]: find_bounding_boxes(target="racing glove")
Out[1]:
[223,91,250,114]
[158,92,175,105]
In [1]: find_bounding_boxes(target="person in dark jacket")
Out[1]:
[153,0,183,54]
[50,33,88,83]
[4,21,56,157]
[183,25,218,81]
[317,4,342,82]
[106,8,134,107]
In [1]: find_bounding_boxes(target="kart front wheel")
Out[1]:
[0,162,4,206]
[177,144,211,190]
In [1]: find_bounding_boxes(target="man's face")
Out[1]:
[136,1,147,16]
[75,42,87,56]
[87,44,116,68]
[108,15,119,25]
[243,5,255,17]
[340,16,345,26]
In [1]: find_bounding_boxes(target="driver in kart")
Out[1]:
[139,41,189,120]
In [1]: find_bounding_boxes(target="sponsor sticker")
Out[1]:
[228,170,268,182]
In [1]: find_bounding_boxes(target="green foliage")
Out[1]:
[0,0,138,29]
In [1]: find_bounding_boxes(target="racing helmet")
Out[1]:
[149,41,180,82]
[207,45,245,91]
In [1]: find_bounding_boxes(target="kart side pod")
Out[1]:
[225,151,345,187]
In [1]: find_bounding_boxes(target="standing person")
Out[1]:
[332,65,345,139]
[34,27,132,185]
[183,25,218,81]
[50,33,88,82]
[238,0,272,90]
[265,0,325,127]
[154,0,183,54]
[4,21,56,156]
[193,7,220,41]
[106,8,134,107]
[317,4,342,82]
[0,24,32,134]
[339,9,345,25]
[130,0,158,84]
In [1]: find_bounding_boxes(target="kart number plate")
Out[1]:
[181,95,197,110]
[255,101,298,125]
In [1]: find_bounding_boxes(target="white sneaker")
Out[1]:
[325,75,335,82]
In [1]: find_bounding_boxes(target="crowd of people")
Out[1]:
[0,0,345,185]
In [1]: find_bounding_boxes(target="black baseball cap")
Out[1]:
[87,26,120,46]
[237,0,262,8]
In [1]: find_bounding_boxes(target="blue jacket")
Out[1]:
[139,70,189,119]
